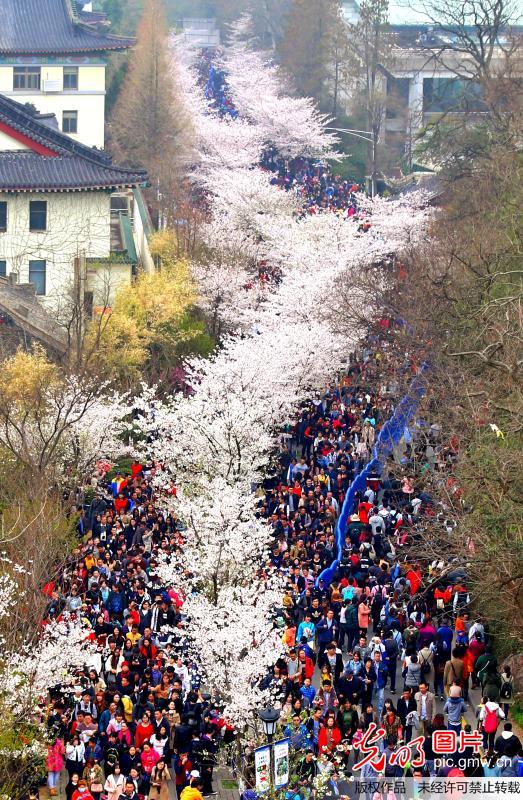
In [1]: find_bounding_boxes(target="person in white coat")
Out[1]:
[65,736,85,778]
[104,764,125,800]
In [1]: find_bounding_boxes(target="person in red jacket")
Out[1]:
[131,461,143,479]
[358,500,372,524]
[114,492,129,515]
[135,714,154,749]
[140,741,160,779]
[317,716,342,754]
[175,753,193,794]
[71,780,94,800]
[139,637,158,662]
[297,649,315,681]
[467,633,486,688]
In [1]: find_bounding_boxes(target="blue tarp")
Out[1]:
[316,370,427,587]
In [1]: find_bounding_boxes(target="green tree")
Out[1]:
[101,0,145,34]
[102,0,124,30]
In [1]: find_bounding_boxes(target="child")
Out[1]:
[300,677,316,709]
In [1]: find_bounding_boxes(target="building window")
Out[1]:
[29,260,46,295]
[386,77,410,119]
[0,261,6,278]
[0,202,6,232]
[63,66,79,90]
[62,110,78,134]
[13,66,41,90]
[29,200,47,231]
[423,77,485,113]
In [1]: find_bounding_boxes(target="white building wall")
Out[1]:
[0,64,106,148]
[86,261,133,309]
[408,73,424,131]
[0,190,112,309]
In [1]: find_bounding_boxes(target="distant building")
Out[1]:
[181,18,220,49]
[382,26,496,155]
[0,94,150,316]
[340,0,360,25]
[0,0,134,148]
[340,3,520,165]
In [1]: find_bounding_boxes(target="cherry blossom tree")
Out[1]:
[191,259,268,337]
[6,618,99,714]
[0,565,98,791]
[137,40,436,738]
[0,347,131,488]
[158,478,273,605]
[134,193,432,494]
[222,42,341,159]
[174,583,284,729]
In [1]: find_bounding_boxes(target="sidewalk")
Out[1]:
[214,766,239,800]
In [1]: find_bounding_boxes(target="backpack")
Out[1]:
[420,652,431,676]
[500,679,513,700]
[384,638,399,661]
[433,641,447,665]
[484,707,499,734]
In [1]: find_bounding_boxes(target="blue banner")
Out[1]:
[316,368,428,587]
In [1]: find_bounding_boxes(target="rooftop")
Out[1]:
[0,95,147,191]
[0,0,135,55]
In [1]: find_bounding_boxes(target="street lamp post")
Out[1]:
[257,705,280,744]
[256,706,281,797]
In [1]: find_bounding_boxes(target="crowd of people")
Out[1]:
[29,52,520,800]
[250,324,523,787]
[203,61,238,120]
[42,461,232,800]
[35,321,521,800]
[260,150,360,218]
[199,55,361,217]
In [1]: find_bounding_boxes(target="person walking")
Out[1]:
[358,598,371,638]
[404,652,422,695]
[443,648,465,697]
[479,698,505,751]
[71,780,95,800]
[104,764,125,800]
[82,758,104,800]
[65,735,85,778]
[46,736,66,797]
[415,682,435,736]
[383,630,399,694]
[500,665,515,718]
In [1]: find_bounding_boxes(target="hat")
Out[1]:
[449,685,462,698]
[190,770,200,778]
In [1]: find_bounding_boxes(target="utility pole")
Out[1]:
[326,126,379,196]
